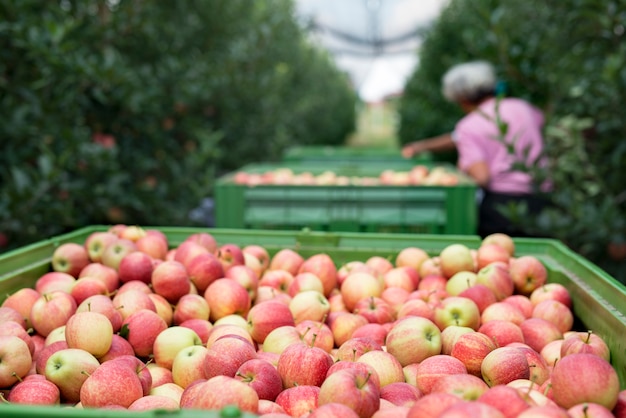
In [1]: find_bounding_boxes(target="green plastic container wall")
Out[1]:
[282,145,434,163]
[214,162,478,235]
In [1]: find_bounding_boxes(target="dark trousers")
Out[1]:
[478,190,550,239]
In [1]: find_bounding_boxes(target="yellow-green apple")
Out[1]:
[30,290,77,337]
[475,262,514,301]
[204,334,258,379]
[478,320,525,347]
[179,318,212,345]
[128,394,179,412]
[204,278,251,322]
[365,255,394,276]
[415,354,467,395]
[437,401,507,417]
[295,320,334,353]
[458,284,497,313]
[152,325,202,370]
[385,316,442,367]
[277,341,334,388]
[352,296,394,324]
[112,288,156,321]
[318,367,380,418]
[43,325,65,346]
[515,345,550,385]
[337,261,375,287]
[206,323,254,347]
[438,244,475,279]
[509,255,548,295]
[481,346,530,387]
[560,330,610,361]
[44,347,99,403]
[1,287,39,329]
[477,384,530,418]
[35,271,77,295]
[395,246,430,271]
[298,253,337,297]
[101,238,138,271]
[520,317,563,352]
[185,252,224,294]
[78,262,119,294]
[383,266,419,292]
[419,257,443,278]
[243,244,270,273]
[568,402,615,418]
[225,264,259,300]
[69,276,108,305]
[396,298,434,321]
[275,385,321,417]
[235,358,283,402]
[340,271,383,312]
[171,344,208,389]
[450,331,497,376]
[529,283,572,309]
[502,294,534,318]
[184,231,217,253]
[135,231,169,261]
[117,225,146,242]
[532,300,574,333]
[287,272,324,297]
[261,325,302,355]
[269,248,304,276]
[445,271,477,296]
[406,392,463,418]
[213,313,249,328]
[79,357,145,408]
[350,322,388,347]
[551,353,619,410]
[84,231,119,262]
[476,243,511,270]
[147,363,174,389]
[182,375,259,413]
[216,243,245,272]
[481,301,526,325]
[0,335,31,388]
[540,339,563,368]
[151,260,191,304]
[51,242,90,278]
[149,292,174,326]
[358,348,406,388]
[335,336,383,362]
[482,232,515,257]
[98,334,136,362]
[328,312,369,347]
[433,296,481,330]
[430,373,489,400]
[440,325,474,355]
[118,251,154,284]
[380,381,422,407]
[173,294,210,325]
[246,300,295,345]
[65,311,113,358]
[121,308,168,358]
[150,382,183,405]
[105,354,153,396]
[77,294,123,332]
[307,402,360,417]
[7,374,61,405]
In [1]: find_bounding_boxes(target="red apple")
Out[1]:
[519,317,563,353]
[440,325,474,356]
[1,287,40,329]
[185,231,217,253]
[450,331,497,377]
[122,308,168,358]
[65,311,113,358]
[277,341,334,388]
[329,312,369,347]
[415,354,467,394]
[476,243,511,270]
[269,248,304,276]
[98,334,136,362]
[35,271,77,295]
[340,271,383,312]
[481,301,526,325]
[204,334,258,379]
[458,284,497,313]
[430,373,489,400]
[350,323,388,347]
[437,400,506,417]
[7,374,61,405]
[352,296,395,324]
[482,233,515,257]
[560,330,611,362]
[335,336,383,362]
[515,345,551,386]
[383,266,419,292]
[365,255,394,277]
[173,293,210,325]
[509,255,548,295]
[308,402,360,417]
[532,299,574,333]
[226,264,260,300]
[0,335,32,387]
[407,392,463,418]
[318,367,381,418]
[185,251,225,294]
[275,385,320,417]
[259,269,295,293]
[174,240,209,268]
[380,382,422,407]
[243,244,270,272]
[475,262,514,301]
[69,276,108,305]
[216,243,246,272]
[135,231,169,260]
[385,316,442,367]
[419,257,443,278]
[396,298,434,321]
[118,251,154,284]
[478,320,525,347]
[298,253,338,297]
[529,283,572,309]
[235,358,283,401]
[151,260,191,304]
[30,290,77,337]
[112,288,156,321]
[477,384,530,418]
[78,262,119,294]
[502,294,534,318]
[51,242,90,277]
[80,357,147,408]
[287,272,325,297]
[179,318,213,345]
[481,346,530,387]
[295,320,334,353]
[395,246,430,272]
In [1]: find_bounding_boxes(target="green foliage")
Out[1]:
[399,0,626,281]
[0,0,356,252]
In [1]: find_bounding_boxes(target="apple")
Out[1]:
[481,301,526,325]
[328,312,369,347]
[458,284,497,313]
[430,373,489,400]
[173,240,209,267]
[551,353,620,410]
[560,330,611,361]
[171,344,208,389]
[118,251,154,284]
[204,277,251,322]
[308,402,360,417]
[357,349,405,387]
[476,243,511,270]
[184,231,217,253]
[51,242,90,277]
[318,367,380,418]
[100,238,138,270]
[365,255,394,277]
[117,225,146,242]
[395,246,430,272]
[445,271,477,296]
[478,320,525,347]
[269,248,305,276]
[151,260,191,304]
[206,323,254,348]
[77,294,123,332]
[256,399,288,415]
[148,292,174,326]
[613,390,626,418]
[243,244,270,272]
[296,320,334,353]
[135,231,169,260]
[396,298,434,321]
[437,401,506,417]
[341,271,383,312]
[350,323,388,347]
[105,355,153,397]
[450,331,497,377]
[84,231,119,262]
[382,266,418,293]
[258,270,295,295]
[261,325,303,355]
[298,253,338,297]
[204,334,258,379]
[286,290,329,325]
[78,262,119,294]
[419,257,443,278]
[502,294,534,318]
[173,293,210,325]
[433,296,481,331]
[0,335,32,388]
[287,272,325,297]
[184,251,224,294]
[440,325,474,355]
[7,374,61,405]
[235,358,283,401]
[275,385,321,417]
[352,296,395,324]
[45,347,100,403]
[516,345,551,386]
[438,244,475,278]
[532,299,574,333]
[35,271,77,295]
[475,262,514,301]
[509,255,548,295]
[381,286,410,313]
[182,375,259,413]
[519,317,563,353]
[481,346,530,387]
[30,290,77,337]
[414,354,467,395]
[277,341,334,388]
[337,261,375,287]
[380,382,422,407]
[385,316,442,367]
[0,306,26,329]
[69,276,109,305]
[1,287,40,329]
[517,405,571,418]
[477,384,530,418]
[128,395,179,411]
[178,319,212,346]
[65,311,113,358]
[121,308,168,358]
[79,357,145,408]
[335,336,383,362]
[406,392,463,418]
[112,288,156,321]
[529,283,572,309]
[0,320,35,357]
[216,243,246,272]
[98,333,136,362]
[152,325,203,370]
[568,402,616,418]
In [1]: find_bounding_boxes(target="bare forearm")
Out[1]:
[402,133,456,157]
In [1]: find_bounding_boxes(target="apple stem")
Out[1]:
[352,348,357,362]
[87,302,92,312]
[310,332,318,347]
[542,382,552,397]
[81,370,92,377]
[0,392,9,404]
[12,372,23,383]
[43,293,51,302]
[585,330,593,344]
[301,326,312,341]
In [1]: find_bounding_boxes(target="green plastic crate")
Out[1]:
[214,162,477,235]
[0,225,625,396]
[282,145,433,164]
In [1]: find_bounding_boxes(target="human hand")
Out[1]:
[401,143,420,158]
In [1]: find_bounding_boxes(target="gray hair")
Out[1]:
[441,61,496,104]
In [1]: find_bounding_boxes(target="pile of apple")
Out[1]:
[0,225,624,418]
[231,165,463,187]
